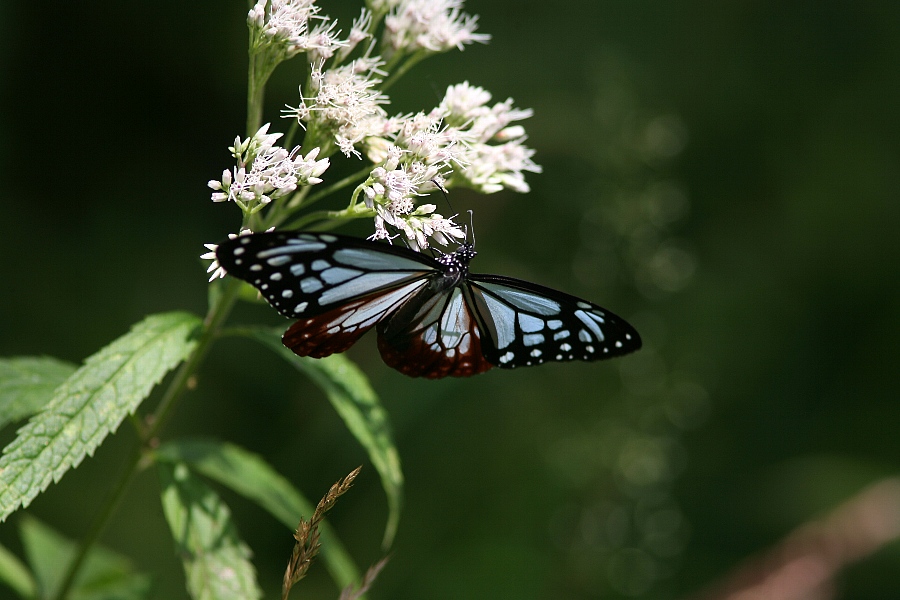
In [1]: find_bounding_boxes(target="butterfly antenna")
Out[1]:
[432,179,453,212]
[467,209,476,247]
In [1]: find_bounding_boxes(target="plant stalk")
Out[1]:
[51,279,243,600]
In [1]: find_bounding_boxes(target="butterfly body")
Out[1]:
[216,231,641,378]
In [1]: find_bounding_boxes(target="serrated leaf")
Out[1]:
[0,356,77,430]
[251,329,403,549]
[155,438,362,591]
[19,515,150,600]
[158,461,262,600]
[0,312,202,522]
[0,541,36,599]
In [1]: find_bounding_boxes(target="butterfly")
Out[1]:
[215,231,641,378]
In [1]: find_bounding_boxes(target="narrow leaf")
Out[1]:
[0,356,77,430]
[0,312,202,521]
[0,542,36,599]
[251,329,403,548]
[19,515,150,600]
[155,438,362,590]
[158,461,262,600]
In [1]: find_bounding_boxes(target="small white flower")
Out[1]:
[337,8,373,62]
[229,123,284,166]
[384,0,490,56]
[209,124,329,209]
[201,229,250,282]
[349,9,373,44]
[250,0,342,60]
[399,204,464,251]
[440,81,493,121]
[306,18,348,63]
[432,83,542,194]
[293,146,330,185]
[201,243,228,282]
[367,216,397,242]
[455,138,541,194]
[362,163,462,250]
[440,82,533,141]
[393,111,463,167]
[285,58,390,157]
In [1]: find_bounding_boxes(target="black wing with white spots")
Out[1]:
[466,275,641,369]
[215,231,641,378]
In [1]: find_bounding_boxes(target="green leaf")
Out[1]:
[251,328,404,548]
[0,356,77,430]
[0,312,203,522]
[19,515,150,600]
[158,461,262,600]
[155,438,362,591]
[0,541,36,599]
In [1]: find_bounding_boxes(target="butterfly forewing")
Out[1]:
[216,232,436,320]
[217,232,437,359]
[467,275,642,369]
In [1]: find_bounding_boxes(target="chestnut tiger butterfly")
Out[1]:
[215,231,641,378]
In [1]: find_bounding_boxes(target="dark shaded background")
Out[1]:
[2,1,899,599]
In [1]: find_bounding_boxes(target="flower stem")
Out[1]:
[52,446,142,600]
[381,51,428,91]
[291,164,372,211]
[247,54,266,136]
[147,278,243,439]
[51,278,243,600]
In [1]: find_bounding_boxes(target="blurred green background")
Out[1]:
[2,1,899,598]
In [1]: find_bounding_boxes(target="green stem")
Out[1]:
[284,209,333,230]
[286,207,373,231]
[247,51,268,136]
[146,278,243,439]
[290,165,372,211]
[52,446,142,600]
[283,118,301,148]
[52,279,244,600]
[381,51,428,91]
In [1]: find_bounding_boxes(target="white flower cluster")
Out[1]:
[384,0,490,55]
[208,124,329,212]
[285,58,391,157]
[206,0,541,280]
[358,109,464,249]
[249,0,346,63]
[440,82,541,194]
[363,160,464,250]
[353,83,538,248]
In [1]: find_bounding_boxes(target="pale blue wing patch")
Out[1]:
[319,271,425,305]
[476,283,562,315]
[438,288,470,349]
[518,313,544,333]
[333,248,432,272]
[326,280,428,330]
[479,292,516,350]
[257,240,327,256]
[574,310,606,343]
[320,267,363,285]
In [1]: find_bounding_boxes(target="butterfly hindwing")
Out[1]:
[284,278,430,358]
[376,285,494,378]
[467,275,642,369]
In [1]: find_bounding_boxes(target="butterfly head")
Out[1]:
[436,242,476,275]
